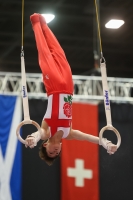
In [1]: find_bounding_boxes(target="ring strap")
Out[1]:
[99,61,121,149]
[21,54,30,121]
[100,61,112,126]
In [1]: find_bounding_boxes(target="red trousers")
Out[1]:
[30,14,73,96]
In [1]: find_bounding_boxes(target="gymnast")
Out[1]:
[25,13,117,166]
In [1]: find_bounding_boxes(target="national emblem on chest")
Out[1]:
[59,94,72,119]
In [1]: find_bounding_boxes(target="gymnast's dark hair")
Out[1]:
[39,140,60,166]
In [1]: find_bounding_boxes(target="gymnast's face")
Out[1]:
[43,142,62,158]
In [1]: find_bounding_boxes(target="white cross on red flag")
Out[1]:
[61,102,99,200]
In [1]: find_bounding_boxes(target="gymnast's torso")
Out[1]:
[43,93,73,138]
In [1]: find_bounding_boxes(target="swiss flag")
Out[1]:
[61,102,99,200]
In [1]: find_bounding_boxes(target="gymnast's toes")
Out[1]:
[30,13,40,24]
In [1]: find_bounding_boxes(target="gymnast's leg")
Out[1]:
[30,14,55,75]
[30,14,64,95]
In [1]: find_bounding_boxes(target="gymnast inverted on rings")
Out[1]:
[25,13,117,166]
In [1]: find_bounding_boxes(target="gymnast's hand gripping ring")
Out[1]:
[16,120,41,145]
[99,125,121,148]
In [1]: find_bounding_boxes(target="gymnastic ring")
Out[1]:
[99,125,121,148]
[16,120,41,145]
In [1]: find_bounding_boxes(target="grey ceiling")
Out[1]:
[0,0,133,78]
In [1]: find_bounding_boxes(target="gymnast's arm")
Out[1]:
[25,120,49,148]
[66,129,99,143]
[66,129,117,154]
